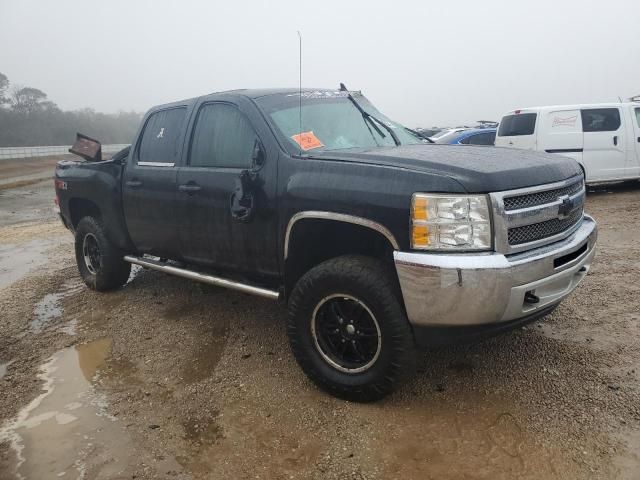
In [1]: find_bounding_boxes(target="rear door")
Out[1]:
[495,111,538,149]
[581,107,627,180]
[122,107,187,257]
[175,101,278,276]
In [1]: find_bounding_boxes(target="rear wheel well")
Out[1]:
[285,219,397,299]
[69,198,101,228]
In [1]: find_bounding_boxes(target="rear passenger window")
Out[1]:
[189,103,257,168]
[581,108,621,132]
[137,108,186,164]
[497,113,537,136]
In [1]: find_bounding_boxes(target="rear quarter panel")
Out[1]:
[56,160,133,251]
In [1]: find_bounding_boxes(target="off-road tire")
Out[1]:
[287,255,416,402]
[74,216,131,291]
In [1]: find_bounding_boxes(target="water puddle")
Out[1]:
[369,397,581,479]
[0,360,12,380]
[31,279,84,332]
[0,338,136,479]
[128,264,144,282]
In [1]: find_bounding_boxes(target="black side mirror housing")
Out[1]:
[251,139,265,169]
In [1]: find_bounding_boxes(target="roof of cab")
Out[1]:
[229,88,323,99]
[148,88,335,112]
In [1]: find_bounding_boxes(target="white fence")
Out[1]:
[0,144,130,160]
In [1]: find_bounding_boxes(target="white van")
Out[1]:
[495,102,640,183]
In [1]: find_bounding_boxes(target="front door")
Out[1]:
[581,107,627,181]
[175,102,278,277]
[122,107,187,257]
[632,106,640,175]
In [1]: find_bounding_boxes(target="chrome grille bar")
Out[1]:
[490,176,585,255]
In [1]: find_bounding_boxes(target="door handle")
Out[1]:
[125,180,142,188]
[178,184,202,194]
[613,135,618,146]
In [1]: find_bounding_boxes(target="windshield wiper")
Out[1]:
[406,127,434,143]
[340,83,400,146]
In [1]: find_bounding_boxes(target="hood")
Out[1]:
[310,144,582,193]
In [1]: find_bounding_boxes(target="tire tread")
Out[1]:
[287,255,415,402]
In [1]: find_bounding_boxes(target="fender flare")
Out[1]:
[284,211,400,260]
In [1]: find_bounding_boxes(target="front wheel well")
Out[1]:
[284,219,398,299]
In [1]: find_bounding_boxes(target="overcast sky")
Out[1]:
[1,0,638,127]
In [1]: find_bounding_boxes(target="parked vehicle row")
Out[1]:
[433,128,496,146]
[417,100,640,184]
[417,124,498,146]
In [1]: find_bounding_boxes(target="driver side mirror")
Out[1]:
[251,139,265,169]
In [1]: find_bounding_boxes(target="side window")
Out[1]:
[467,132,495,145]
[189,103,258,168]
[635,108,640,128]
[138,108,187,164]
[581,108,621,132]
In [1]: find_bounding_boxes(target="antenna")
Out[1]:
[297,30,302,156]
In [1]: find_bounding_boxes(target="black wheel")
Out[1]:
[74,216,131,291]
[287,255,416,402]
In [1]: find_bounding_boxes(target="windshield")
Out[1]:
[256,91,425,153]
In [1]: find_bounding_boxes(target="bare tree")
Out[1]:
[10,86,56,114]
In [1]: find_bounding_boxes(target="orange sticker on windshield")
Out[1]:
[291,131,324,151]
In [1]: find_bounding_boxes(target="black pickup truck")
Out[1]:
[55,88,597,401]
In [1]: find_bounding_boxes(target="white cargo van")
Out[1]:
[495,103,640,183]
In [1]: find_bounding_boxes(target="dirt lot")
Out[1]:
[0,158,639,479]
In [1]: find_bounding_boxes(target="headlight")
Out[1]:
[411,193,492,251]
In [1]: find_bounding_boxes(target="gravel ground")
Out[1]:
[0,162,639,479]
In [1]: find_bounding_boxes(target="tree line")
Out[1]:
[0,72,142,147]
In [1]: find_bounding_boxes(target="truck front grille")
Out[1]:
[490,176,586,254]
[503,178,584,211]
[508,208,583,245]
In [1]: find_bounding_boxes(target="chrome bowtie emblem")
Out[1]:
[557,195,575,218]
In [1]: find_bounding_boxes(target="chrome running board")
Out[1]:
[124,255,280,300]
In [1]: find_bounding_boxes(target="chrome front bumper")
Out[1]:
[394,215,597,327]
